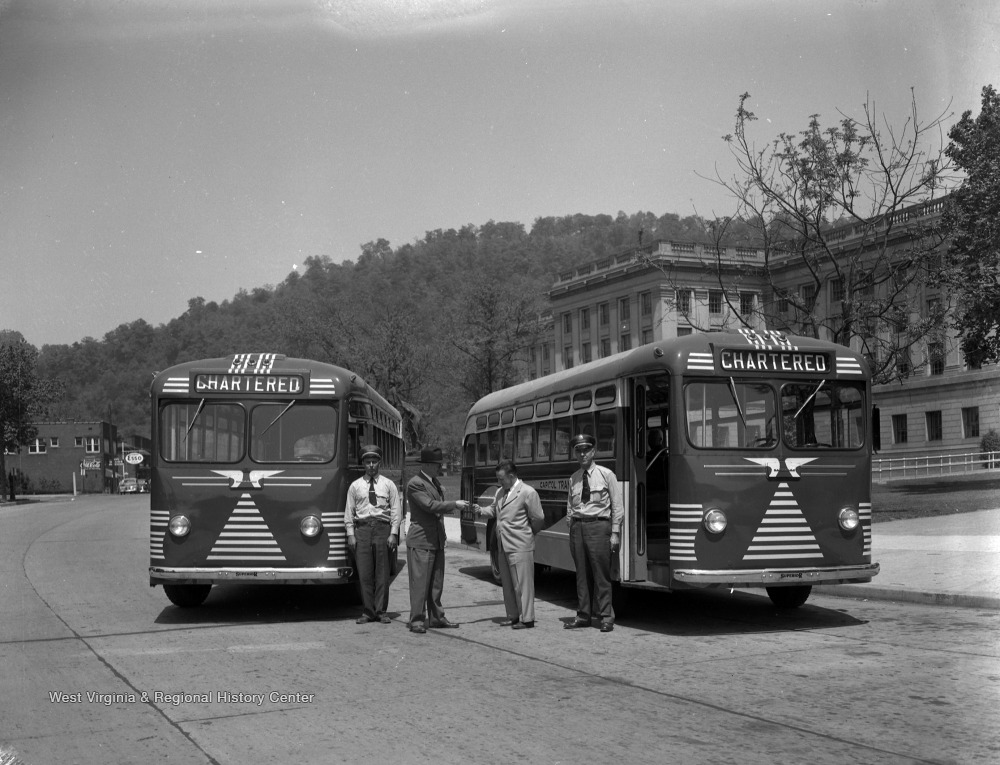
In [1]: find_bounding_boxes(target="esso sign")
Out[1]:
[124,452,144,465]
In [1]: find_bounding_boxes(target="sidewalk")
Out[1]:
[445,508,1000,610]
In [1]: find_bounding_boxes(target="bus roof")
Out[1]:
[468,329,868,418]
[150,354,400,418]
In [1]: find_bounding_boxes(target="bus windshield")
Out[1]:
[781,380,865,449]
[684,380,777,449]
[250,402,338,462]
[160,401,245,462]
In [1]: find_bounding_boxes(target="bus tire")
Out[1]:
[163,584,211,608]
[489,545,502,584]
[766,585,811,609]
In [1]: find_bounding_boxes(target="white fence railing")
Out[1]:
[873,450,1000,482]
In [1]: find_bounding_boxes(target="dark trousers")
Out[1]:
[569,518,614,624]
[407,547,446,627]
[354,522,391,619]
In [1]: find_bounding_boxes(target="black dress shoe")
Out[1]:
[429,619,459,628]
[511,621,534,629]
[564,619,590,629]
[409,624,426,634]
[378,615,393,624]
[499,618,519,627]
[600,622,615,632]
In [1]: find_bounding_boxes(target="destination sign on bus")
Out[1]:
[194,374,305,394]
[719,349,829,373]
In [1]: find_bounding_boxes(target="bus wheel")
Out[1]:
[766,585,812,609]
[489,546,502,584]
[163,584,211,608]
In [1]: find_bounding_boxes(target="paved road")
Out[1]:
[1,496,997,765]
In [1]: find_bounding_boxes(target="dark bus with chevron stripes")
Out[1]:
[149,353,404,607]
[460,329,879,609]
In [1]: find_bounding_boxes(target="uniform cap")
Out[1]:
[360,444,382,461]
[570,434,596,450]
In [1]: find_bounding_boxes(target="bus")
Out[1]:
[149,353,405,607]
[460,329,879,609]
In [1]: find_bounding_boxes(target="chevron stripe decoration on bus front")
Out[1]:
[669,504,702,561]
[742,483,823,561]
[322,509,348,562]
[207,494,285,561]
[860,501,872,556]
[686,352,714,372]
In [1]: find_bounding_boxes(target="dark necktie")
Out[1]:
[582,471,591,503]
[368,477,377,506]
[432,477,444,498]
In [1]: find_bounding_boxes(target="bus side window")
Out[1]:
[501,428,514,460]
[515,425,533,461]
[553,417,572,460]
[477,433,488,465]
[464,436,476,466]
[596,410,615,455]
[488,430,501,463]
[573,412,595,442]
[536,421,552,461]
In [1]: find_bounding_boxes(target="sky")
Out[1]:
[1,0,997,348]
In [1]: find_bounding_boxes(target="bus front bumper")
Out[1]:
[150,566,354,586]
[670,562,880,588]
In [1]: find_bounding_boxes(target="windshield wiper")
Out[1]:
[727,377,746,427]
[260,400,295,437]
[183,399,206,442]
[794,380,825,419]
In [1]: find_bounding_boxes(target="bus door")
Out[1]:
[634,374,671,567]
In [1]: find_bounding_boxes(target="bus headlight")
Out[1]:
[838,507,860,531]
[300,515,322,538]
[168,515,191,537]
[703,508,727,534]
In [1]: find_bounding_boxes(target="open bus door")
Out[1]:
[624,379,649,584]
[635,374,671,567]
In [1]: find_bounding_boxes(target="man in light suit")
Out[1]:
[405,447,469,634]
[475,460,544,629]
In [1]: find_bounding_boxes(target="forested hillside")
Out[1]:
[34,210,717,455]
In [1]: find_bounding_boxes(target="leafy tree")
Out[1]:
[942,84,1000,366]
[686,91,958,384]
[0,332,64,498]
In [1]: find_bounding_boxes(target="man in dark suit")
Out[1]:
[405,447,469,633]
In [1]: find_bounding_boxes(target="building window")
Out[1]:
[776,291,789,313]
[677,327,693,337]
[619,297,630,323]
[599,338,611,358]
[892,414,908,444]
[530,347,537,364]
[897,349,911,378]
[542,344,550,361]
[800,283,817,311]
[709,291,723,315]
[581,342,591,364]
[831,278,844,303]
[620,334,632,352]
[562,313,572,334]
[739,293,754,316]
[929,342,944,375]
[563,345,573,369]
[640,291,652,316]
[580,307,590,331]
[962,407,980,439]
[641,329,654,345]
[676,289,691,314]
[85,437,100,453]
[598,302,609,327]
[75,436,84,447]
[28,438,46,454]
[925,411,943,442]
[50,437,60,448]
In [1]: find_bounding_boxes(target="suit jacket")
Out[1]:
[405,471,462,550]
[480,479,544,553]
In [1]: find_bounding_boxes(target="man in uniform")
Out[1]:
[345,444,401,624]
[564,433,623,632]
[405,447,469,633]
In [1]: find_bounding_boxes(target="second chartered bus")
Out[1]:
[460,329,879,608]
[149,353,404,607]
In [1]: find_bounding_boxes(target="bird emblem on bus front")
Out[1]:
[743,457,816,479]
[210,469,285,489]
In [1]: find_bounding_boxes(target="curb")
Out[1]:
[819,583,1000,610]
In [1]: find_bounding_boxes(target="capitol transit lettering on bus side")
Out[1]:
[719,349,828,373]
[194,374,304,394]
